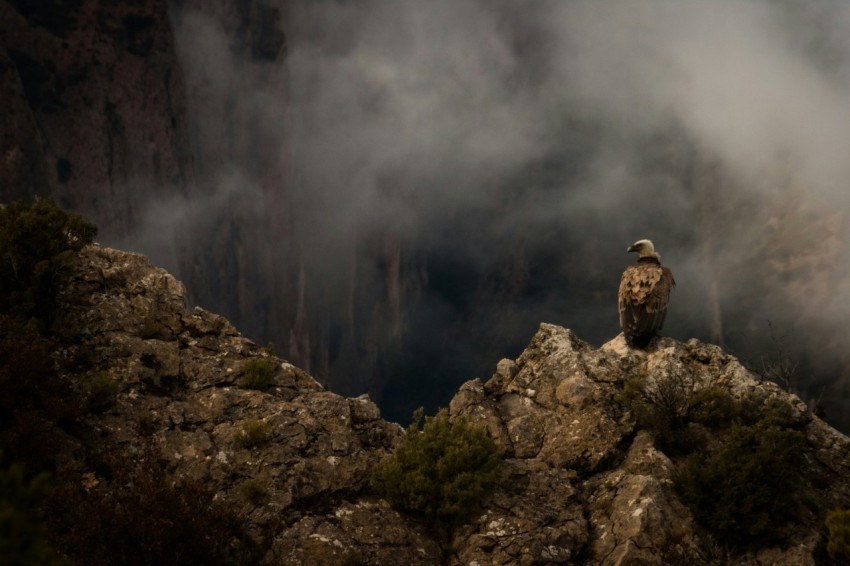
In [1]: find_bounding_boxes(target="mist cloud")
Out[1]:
[164,0,850,424]
[287,2,850,285]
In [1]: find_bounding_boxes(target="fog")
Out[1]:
[167,1,850,427]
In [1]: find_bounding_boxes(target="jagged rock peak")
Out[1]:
[60,244,441,563]
[448,323,850,565]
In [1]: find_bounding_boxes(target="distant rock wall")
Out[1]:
[0,0,193,251]
[0,0,294,353]
[0,0,525,415]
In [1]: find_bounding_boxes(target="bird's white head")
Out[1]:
[627,239,659,259]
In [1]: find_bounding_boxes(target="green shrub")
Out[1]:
[619,373,703,455]
[237,358,278,391]
[0,200,95,457]
[47,444,261,565]
[621,371,809,547]
[620,372,690,428]
[620,370,761,456]
[687,386,738,429]
[826,508,850,562]
[84,373,120,413]
[0,320,83,473]
[372,409,501,541]
[0,199,96,328]
[0,461,63,565]
[240,478,268,504]
[234,419,272,448]
[673,409,805,547]
[0,321,75,424]
[742,396,798,428]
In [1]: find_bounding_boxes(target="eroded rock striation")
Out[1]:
[58,245,850,565]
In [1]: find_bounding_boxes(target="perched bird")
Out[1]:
[618,239,675,348]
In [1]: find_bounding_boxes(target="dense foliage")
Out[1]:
[673,401,805,546]
[0,200,94,474]
[619,375,738,456]
[620,372,809,548]
[48,444,261,566]
[0,198,96,329]
[0,199,95,564]
[0,462,62,566]
[372,409,501,542]
[238,357,279,390]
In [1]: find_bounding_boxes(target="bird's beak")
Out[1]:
[627,245,637,253]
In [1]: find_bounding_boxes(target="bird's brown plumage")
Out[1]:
[618,240,675,348]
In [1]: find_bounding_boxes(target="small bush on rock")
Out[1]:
[619,373,710,454]
[234,418,272,448]
[0,461,62,565]
[687,386,738,429]
[621,369,810,548]
[372,408,501,541]
[673,400,805,547]
[85,373,120,413]
[826,508,850,562]
[237,358,278,391]
[0,198,96,328]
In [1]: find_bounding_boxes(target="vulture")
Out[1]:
[618,239,675,348]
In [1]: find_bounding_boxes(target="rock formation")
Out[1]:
[52,244,850,565]
[57,243,442,563]
[449,325,850,564]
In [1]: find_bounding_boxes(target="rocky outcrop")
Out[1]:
[60,244,442,564]
[449,325,850,565]
[57,245,850,564]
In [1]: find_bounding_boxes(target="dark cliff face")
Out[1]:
[0,0,296,372]
[165,0,293,370]
[0,0,192,252]
[0,0,438,421]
